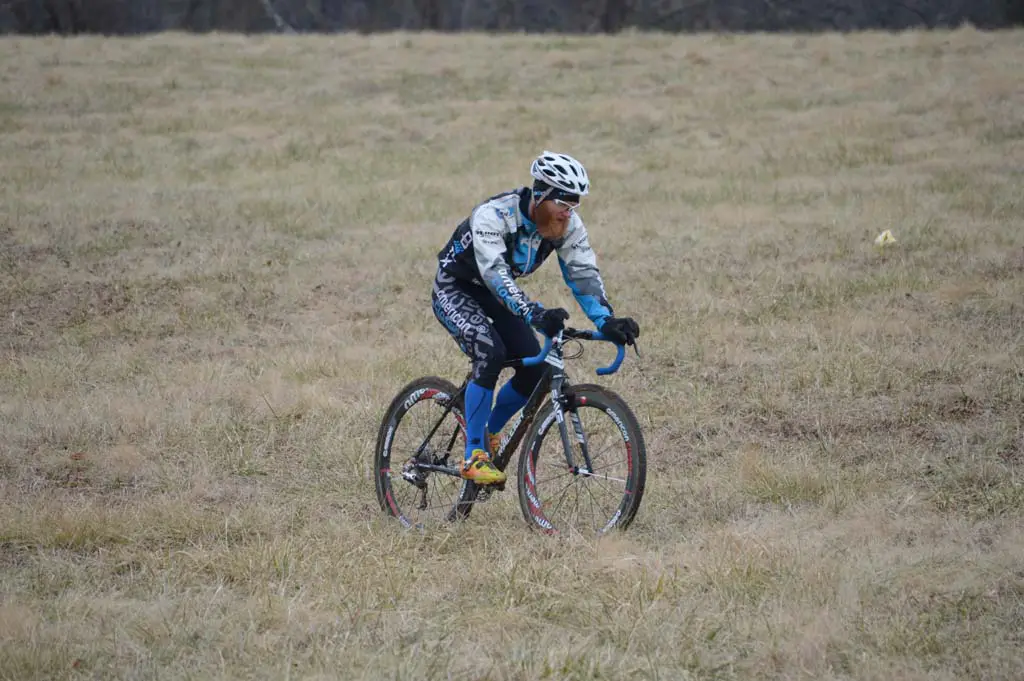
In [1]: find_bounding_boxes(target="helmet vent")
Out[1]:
[530,150,590,197]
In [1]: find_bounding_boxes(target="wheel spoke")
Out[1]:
[375,379,474,528]
[580,469,628,484]
[519,391,645,534]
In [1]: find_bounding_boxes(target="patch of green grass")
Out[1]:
[980,120,1024,144]
[926,460,1024,520]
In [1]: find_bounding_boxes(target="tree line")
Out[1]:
[3,0,1023,35]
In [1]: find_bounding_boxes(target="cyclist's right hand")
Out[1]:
[530,307,570,338]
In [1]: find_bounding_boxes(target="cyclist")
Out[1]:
[431,151,640,486]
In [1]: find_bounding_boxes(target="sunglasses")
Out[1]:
[551,198,580,213]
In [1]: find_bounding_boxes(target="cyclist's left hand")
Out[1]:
[600,316,640,345]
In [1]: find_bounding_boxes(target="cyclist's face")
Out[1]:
[535,198,577,239]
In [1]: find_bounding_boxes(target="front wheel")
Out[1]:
[517,384,647,535]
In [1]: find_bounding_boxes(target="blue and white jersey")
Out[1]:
[436,187,614,327]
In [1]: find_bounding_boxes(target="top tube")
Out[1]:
[520,328,627,376]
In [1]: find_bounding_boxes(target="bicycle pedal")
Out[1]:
[476,480,505,502]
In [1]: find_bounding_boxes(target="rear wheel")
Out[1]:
[374,377,475,528]
[517,384,646,535]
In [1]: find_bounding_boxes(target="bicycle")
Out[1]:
[373,327,647,535]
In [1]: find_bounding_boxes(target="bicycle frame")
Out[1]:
[406,329,626,480]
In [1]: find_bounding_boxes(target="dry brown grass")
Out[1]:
[2,27,1023,680]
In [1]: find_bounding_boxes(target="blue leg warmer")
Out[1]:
[487,381,530,435]
[463,381,494,462]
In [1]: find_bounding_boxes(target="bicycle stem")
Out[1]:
[520,329,628,375]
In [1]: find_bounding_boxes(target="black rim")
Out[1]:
[520,392,643,534]
[376,382,469,528]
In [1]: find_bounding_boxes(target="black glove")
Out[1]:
[600,316,640,345]
[531,307,570,338]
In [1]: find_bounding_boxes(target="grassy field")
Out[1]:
[2,26,1023,680]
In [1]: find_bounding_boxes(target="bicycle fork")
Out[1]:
[550,380,596,476]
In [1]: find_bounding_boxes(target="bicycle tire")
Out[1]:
[517,384,646,534]
[374,376,476,527]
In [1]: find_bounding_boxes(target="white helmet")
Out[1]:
[530,151,590,197]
